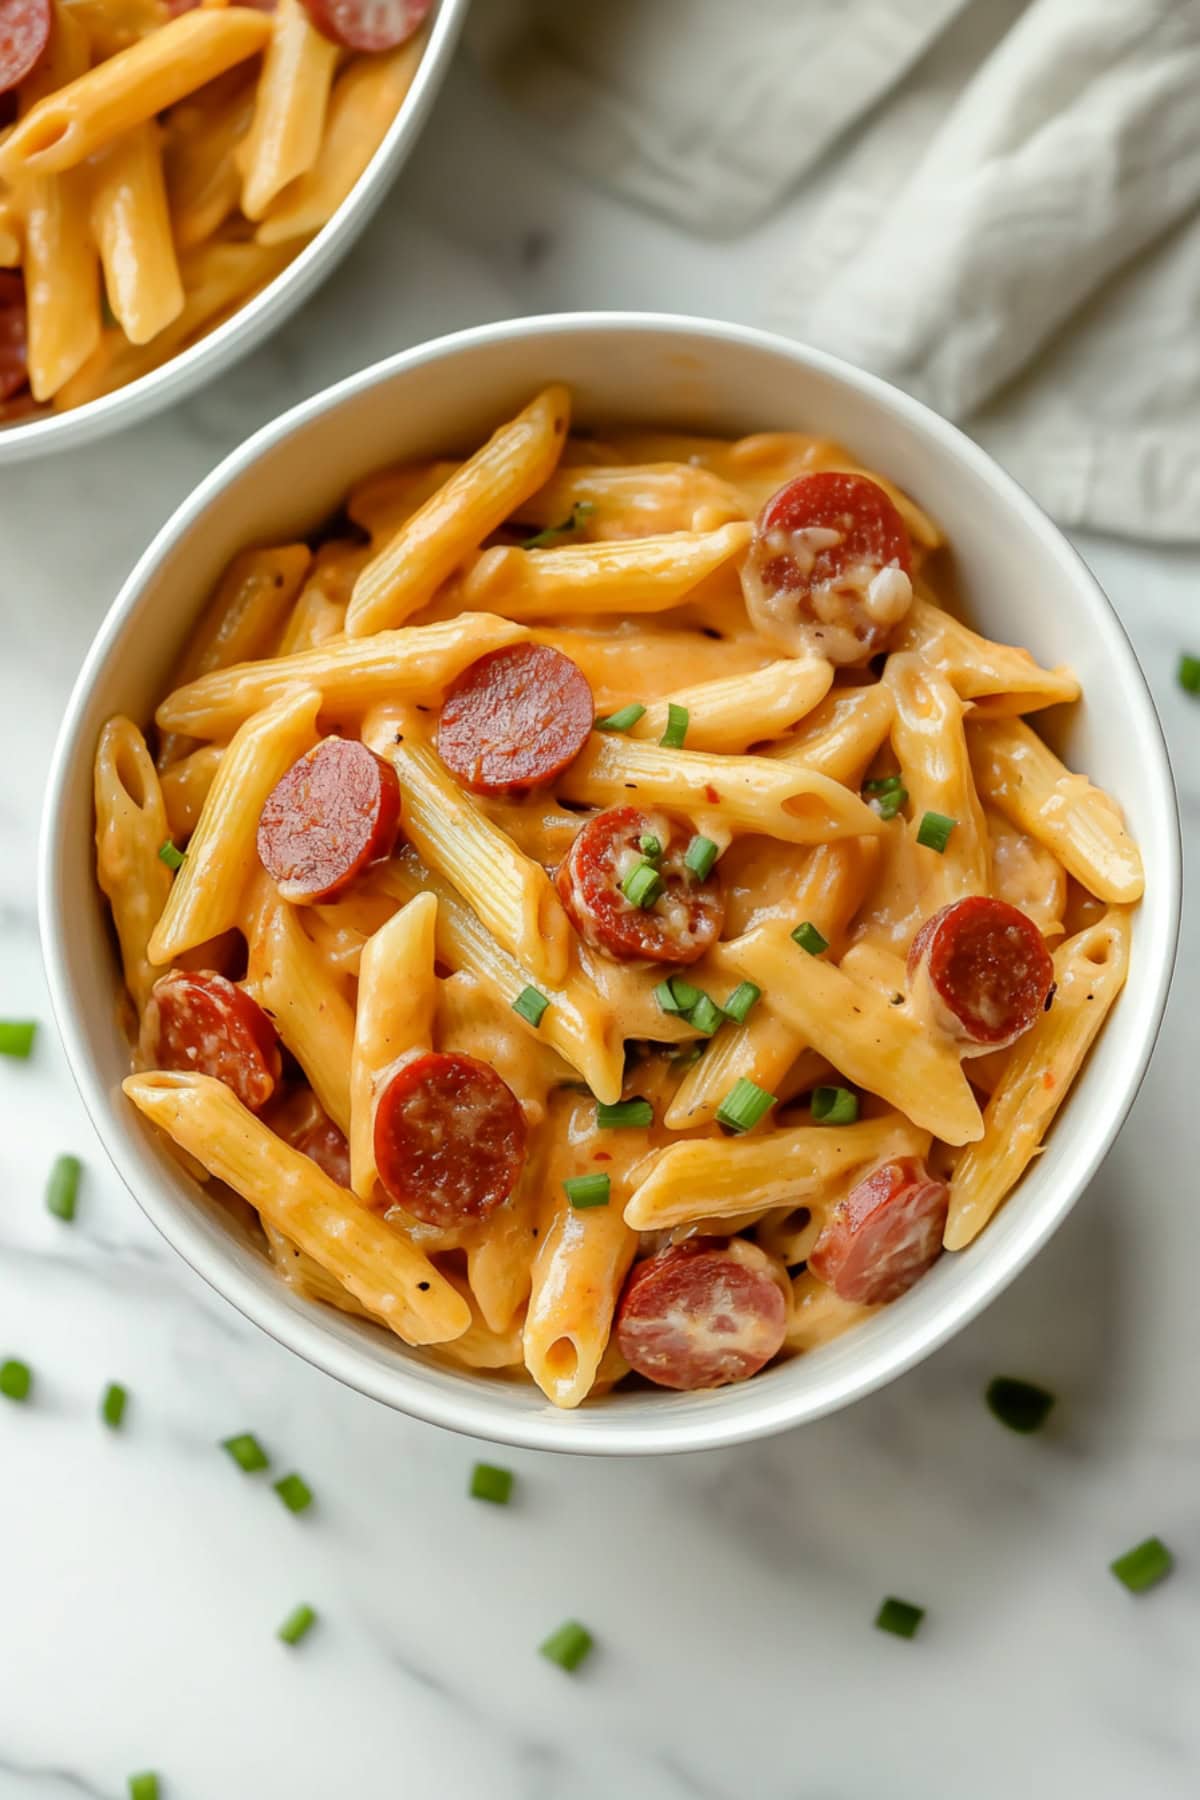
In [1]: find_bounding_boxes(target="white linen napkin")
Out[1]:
[472,0,1200,543]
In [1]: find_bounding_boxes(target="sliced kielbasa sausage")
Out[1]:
[808,1156,949,1305]
[267,1087,351,1187]
[740,471,913,665]
[908,895,1054,1053]
[141,970,281,1111]
[257,735,401,904]
[616,1239,789,1391]
[300,0,429,51]
[555,804,724,966]
[373,1050,526,1228]
[437,642,594,795]
[0,272,28,403]
[0,0,50,95]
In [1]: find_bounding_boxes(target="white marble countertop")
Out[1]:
[2,49,1198,1800]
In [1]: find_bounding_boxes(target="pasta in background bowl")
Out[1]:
[0,0,468,462]
[39,315,1180,1454]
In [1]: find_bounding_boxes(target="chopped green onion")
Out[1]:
[669,1043,704,1073]
[639,834,662,861]
[157,839,185,872]
[594,703,646,734]
[596,1097,653,1130]
[655,975,700,1015]
[470,1462,514,1504]
[278,1603,318,1646]
[684,835,719,880]
[45,1153,81,1222]
[875,1597,924,1639]
[870,783,908,822]
[128,1775,159,1800]
[687,992,724,1036]
[274,1473,314,1514]
[812,1085,859,1125]
[791,921,828,956]
[512,985,550,1029]
[0,1020,36,1058]
[102,1382,128,1430]
[222,1432,269,1473]
[716,1078,776,1134]
[0,1359,31,1402]
[563,1173,610,1210]
[520,500,595,550]
[985,1375,1055,1434]
[660,703,689,749]
[1178,653,1200,694]
[722,981,761,1025]
[917,811,957,854]
[621,858,664,909]
[1110,1536,1173,1594]
[539,1619,594,1673]
[863,775,905,796]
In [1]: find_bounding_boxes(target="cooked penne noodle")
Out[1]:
[630,656,832,756]
[969,717,1144,904]
[163,72,256,250]
[455,522,753,621]
[147,685,320,964]
[535,624,775,710]
[767,683,896,783]
[124,1072,470,1343]
[89,123,183,345]
[887,653,989,909]
[349,894,438,1200]
[244,879,356,1133]
[93,718,175,1012]
[894,595,1081,716]
[786,1271,878,1351]
[264,1221,381,1323]
[945,910,1131,1249]
[275,541,367,654]
[22,165,101,400]
[430,1274,526,1373]
[0,196,22,266]
[513,460,748,537]
[159,744,225,840]
[346,386,571,637]
[345,459,461,542]
[237,0,338,221]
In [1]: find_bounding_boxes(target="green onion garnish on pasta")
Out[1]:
[0,1020,36,1058]
[660,703,689,749]
[596,1097,653,1130]
[594,703,646,733]
[512,986,550,1028]
[1110,1537,1173,1594]
[985,1376,1055,1434]
[812,1085,859,1125]
[917,811,957,853]
[0,1359,32,1402]
[222,1432,269,1473]
[639,834,662,861]
[722,981,761,1025]
[274,1473,314,1514]
[684,835,718,880]
[539,1620,594,1672]
[157,840,185,871]
[470,1462,514,1504]
[687,992,723,1036]
[564,1172,610,1210]
[1177,653,1200,694]
[520,500,595,550]
[621,858,664,909]
[875,1597,924,1639]
[102,1383,128,1430]
[863,775,908,821]
[716,1078,776,1134]
[655,975,700,1015]
[791,921,828,956]
[45,1153,81,1222]
[278,1603,318,1646]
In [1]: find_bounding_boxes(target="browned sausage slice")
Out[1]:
[257,736,401,904]
[267,1087,351,1187]
[615,1240,788,1390]
[437,642,594,795]
[141,970,281,1112]
[808,1157,948,1305]
[554,805,723,966]
[0,0,50,95]
[300,0,429,51]
[373,1051,526,1227]
[907,895,1054,1052]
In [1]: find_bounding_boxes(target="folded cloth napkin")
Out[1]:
[472,0,1200,543]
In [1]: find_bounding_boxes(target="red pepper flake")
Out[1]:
[704,784,720,805]
[1042,1070,1056,1091]
[593,1150,612,1163]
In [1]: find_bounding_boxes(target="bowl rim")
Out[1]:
[0,0,471,467]
[38,310,1183,1455]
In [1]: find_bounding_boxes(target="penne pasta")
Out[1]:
[886,652,989,911]
[93,718,175,1012]
[629,656,833,756]
[349,894,438,1200]
[513,460,748,538]
[89,122,183,346]
[767,683,896,784]
[455,522,753,621]
[893,594,1081,716]
[244,880,357,1134]
[159,744,225,840]
[237,0,338,222]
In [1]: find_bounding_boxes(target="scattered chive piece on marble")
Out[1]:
[274,1473,314,1514]
[1110,1536,1173,1594]
[985,1376,1055,1434]
[539,1619,594,1672]
[278,1603,318,1646]
[1177,653,1200,694]
[128,1773,159,1799]
[0,1359,32,1402]
[875,1597,925,1639]
[45,1153,82,1222]
[102,1383,128,1430]
[470,1462,514,1505]
[0,1020,36,1058]
[222,1432,269,1473]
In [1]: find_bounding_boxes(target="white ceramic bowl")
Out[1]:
[39,314,1181,1454]
[0,0,468,465]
